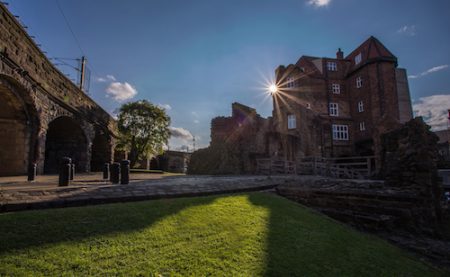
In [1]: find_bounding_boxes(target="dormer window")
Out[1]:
[332,83,340,94]
[286,77,295,88]
[355,53,362,65]
[356,76,362,88]
[327,62,337,71]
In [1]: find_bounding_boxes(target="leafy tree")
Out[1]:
[117,100,170,167]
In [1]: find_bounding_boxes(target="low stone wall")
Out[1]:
[276,177,439,236]
[276,176,450,268]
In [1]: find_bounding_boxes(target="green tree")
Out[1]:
[117,100,170,167]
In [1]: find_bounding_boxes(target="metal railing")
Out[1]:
[256,159,296,175]
[256,156,375,179]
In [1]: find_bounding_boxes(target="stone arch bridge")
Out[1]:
[0,4,117,176]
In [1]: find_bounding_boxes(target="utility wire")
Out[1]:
[54,0,101,94]
[55,0,85,55]
[54,58,80,71]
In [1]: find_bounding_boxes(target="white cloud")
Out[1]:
[397,25,416,36]
[158,103,172,111]
[409,65,448,79]
[178,145,190,152]
[307,0,331,7]
[168,134,204,152]
[194,119,200,124]
[191,111,199,117]
[413,94,450,130]
[96,74,116,82]
[169,126,193,140]
[106,82,138,102]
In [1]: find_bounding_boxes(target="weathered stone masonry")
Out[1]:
[189,103,273,174]
[0,3,117,175]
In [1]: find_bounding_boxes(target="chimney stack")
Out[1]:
[336,48,344,59]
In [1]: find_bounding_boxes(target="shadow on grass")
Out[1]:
[0,192,442,276]
[0,195,217,254]
[247,193,442,276]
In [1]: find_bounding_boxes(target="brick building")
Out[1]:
[273,36,413,161]
[190,37,414,174]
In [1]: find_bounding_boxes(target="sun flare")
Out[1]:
[268,84,278,94]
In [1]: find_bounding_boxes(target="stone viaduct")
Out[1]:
[0,4,117,176]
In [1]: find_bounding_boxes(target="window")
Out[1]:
[329,103,339,116]
[356,76,362,88]
[306,103,311,109]
[286,77,295,88]
[287,114,296,129]
[358,101,364,112]
[327,61,337,71]
[359,122,366,131]
[332,125,349,140]
[332,83,340,94]
[355,53,362,65]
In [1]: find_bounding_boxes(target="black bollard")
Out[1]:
[103,163,110,179]
[27,163,37,181]
[110,162,120,184]
[59,157,71,186]
[70,163,75,180]
[120,160,130,185]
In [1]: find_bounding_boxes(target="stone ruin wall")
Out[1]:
[189,103,272,174]
[277,118,444,238]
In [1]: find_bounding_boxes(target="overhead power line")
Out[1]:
[55,0,85,55]
[54,0,98,94]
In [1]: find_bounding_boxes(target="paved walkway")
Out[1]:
[0,172,182,191]
[0,174,287,212]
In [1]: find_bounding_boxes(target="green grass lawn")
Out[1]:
[0,193,446,276]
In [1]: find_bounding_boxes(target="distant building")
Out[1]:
[273,36,413,160]
[150,151,191,173]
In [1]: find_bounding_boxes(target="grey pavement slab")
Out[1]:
[0,175,296,212]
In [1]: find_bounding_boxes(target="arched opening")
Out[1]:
[90,128,112,172]
[0,83,32,176]
[44,116,88,174]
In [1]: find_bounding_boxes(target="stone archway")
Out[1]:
[44,116,88,174]
[0,75,39,176]
[0,83,32,176]
[90,128,112,172]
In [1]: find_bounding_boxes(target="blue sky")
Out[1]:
[6,0,450,149]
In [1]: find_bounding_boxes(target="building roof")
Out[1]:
[346,36,397,61]
[276,36,400,80]
[285,36,397,73]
